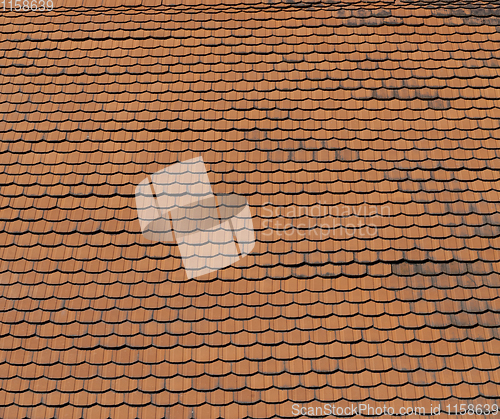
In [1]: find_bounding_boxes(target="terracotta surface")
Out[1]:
[1,0,500,418]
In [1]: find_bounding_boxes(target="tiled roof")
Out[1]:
[2,1,500,418]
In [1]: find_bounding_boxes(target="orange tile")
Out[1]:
[2,8,500,418]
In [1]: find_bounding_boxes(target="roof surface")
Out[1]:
[1,0,500,418]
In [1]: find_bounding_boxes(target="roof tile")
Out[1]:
[2,1,500,417]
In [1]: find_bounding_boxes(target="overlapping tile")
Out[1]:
[1,0,500,418]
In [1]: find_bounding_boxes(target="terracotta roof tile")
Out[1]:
[2,0,500,417]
